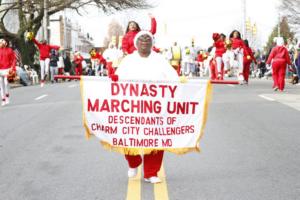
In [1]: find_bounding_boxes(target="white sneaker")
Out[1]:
[5,98,9,105]
[273,87,278,91]
[128,168,138,178]
[1,100,5,106]
[40,82,44,87]
[144,176,162,184]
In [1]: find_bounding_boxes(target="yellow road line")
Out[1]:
[126,166,142,200]
[154,164,169,200]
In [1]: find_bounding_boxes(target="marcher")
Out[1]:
[243,39,257,84]
[115,31,179,184]
[73,51,84,76]
[229,30,248,83]
[266,37,291,91]
[103,43,119,77]
[29,35,60,87]
[122,13,156,55]
[213,33,226,80]
[0,38,16,106]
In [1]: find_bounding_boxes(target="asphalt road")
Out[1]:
[0,79,299,200]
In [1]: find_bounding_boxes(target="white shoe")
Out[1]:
[144,176,162,184]
[128,168,138,178]
[1,100,5,106]
[273,87,278,91]
[5,98,9,105]
[40,82,44,87]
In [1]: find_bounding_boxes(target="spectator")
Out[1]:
[49,49,59,83]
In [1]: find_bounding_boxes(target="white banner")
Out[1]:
[80,77,212,155]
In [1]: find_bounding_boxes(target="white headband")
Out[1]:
[133,31,154,49]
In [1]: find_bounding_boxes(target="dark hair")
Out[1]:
[220,33,226,38]
[1,38,10,46]
[229,30,241,39]
[125,21,141,33]
[244,39,249,47]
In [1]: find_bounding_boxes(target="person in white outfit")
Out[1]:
[115,31,179,184]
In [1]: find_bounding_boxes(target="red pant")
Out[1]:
[125,151,164,178]
[272,60,287,91]
[243,61,251,82]
[106,62,115,78]
[210,59,218,80]
[75,64,82,76]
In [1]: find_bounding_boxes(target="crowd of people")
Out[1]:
[1,14,300,106]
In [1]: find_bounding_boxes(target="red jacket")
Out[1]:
[266,46,291,65]
[33,38,60,60]
[0,47,16,70]
[91,52,106,65]
[214,40,226,57]
[122,17,157,55]
[243,46,256,64]
[74,55,84,67]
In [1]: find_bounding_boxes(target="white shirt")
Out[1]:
[116,51,179,81]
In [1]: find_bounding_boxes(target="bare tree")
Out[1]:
[280,0,300,25]
[103,19,124,47]
[0,0,151,64]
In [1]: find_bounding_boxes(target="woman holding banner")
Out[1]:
[114,31,179,184]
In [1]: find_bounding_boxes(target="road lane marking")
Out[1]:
[68,84,77,88]
[259,95,275,102]
[227,84,235,87]
[126,166,141,200]
[35,94,48,101]
[154,164,169,200]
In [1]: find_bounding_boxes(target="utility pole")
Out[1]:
[242,0,247,38]
[43,0,49,41]
[277,13,281,37]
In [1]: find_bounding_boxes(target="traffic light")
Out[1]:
[252,23,257,36]
[111,36,117,45]
[246,18,251,31]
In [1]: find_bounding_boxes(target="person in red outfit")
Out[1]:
[229,30,248,83]
[266,37,291,91]
[122,13,156,55]
[0,38,16,106]
[31,38,60,87]
[90,48,106,76]
[213,33,226,80]
[243,40,257,84]
[73,51,84,76]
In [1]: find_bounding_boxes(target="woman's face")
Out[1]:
[0,39,6,48]
[129,22,138,31]
[233,31,239,38]
[137,34,152,56]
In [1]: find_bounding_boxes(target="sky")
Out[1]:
[74,0,281,49]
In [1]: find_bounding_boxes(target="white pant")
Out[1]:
[40,58,50,81]
[50,66,58,81]
[0,69,9,100]
[215,57,223,74]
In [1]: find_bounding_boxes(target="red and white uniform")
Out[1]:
[230,38,248,81]
[243,46,256,83]
[32,38,60,83]
[214,38,226,79]
[116,31,179,180]
[266,39,291,91]
[122,17,156,55]
[0,46,16,105]
[73,54,84,76]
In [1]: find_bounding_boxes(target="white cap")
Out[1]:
[276,37,284,46]
[133,31,154,49]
